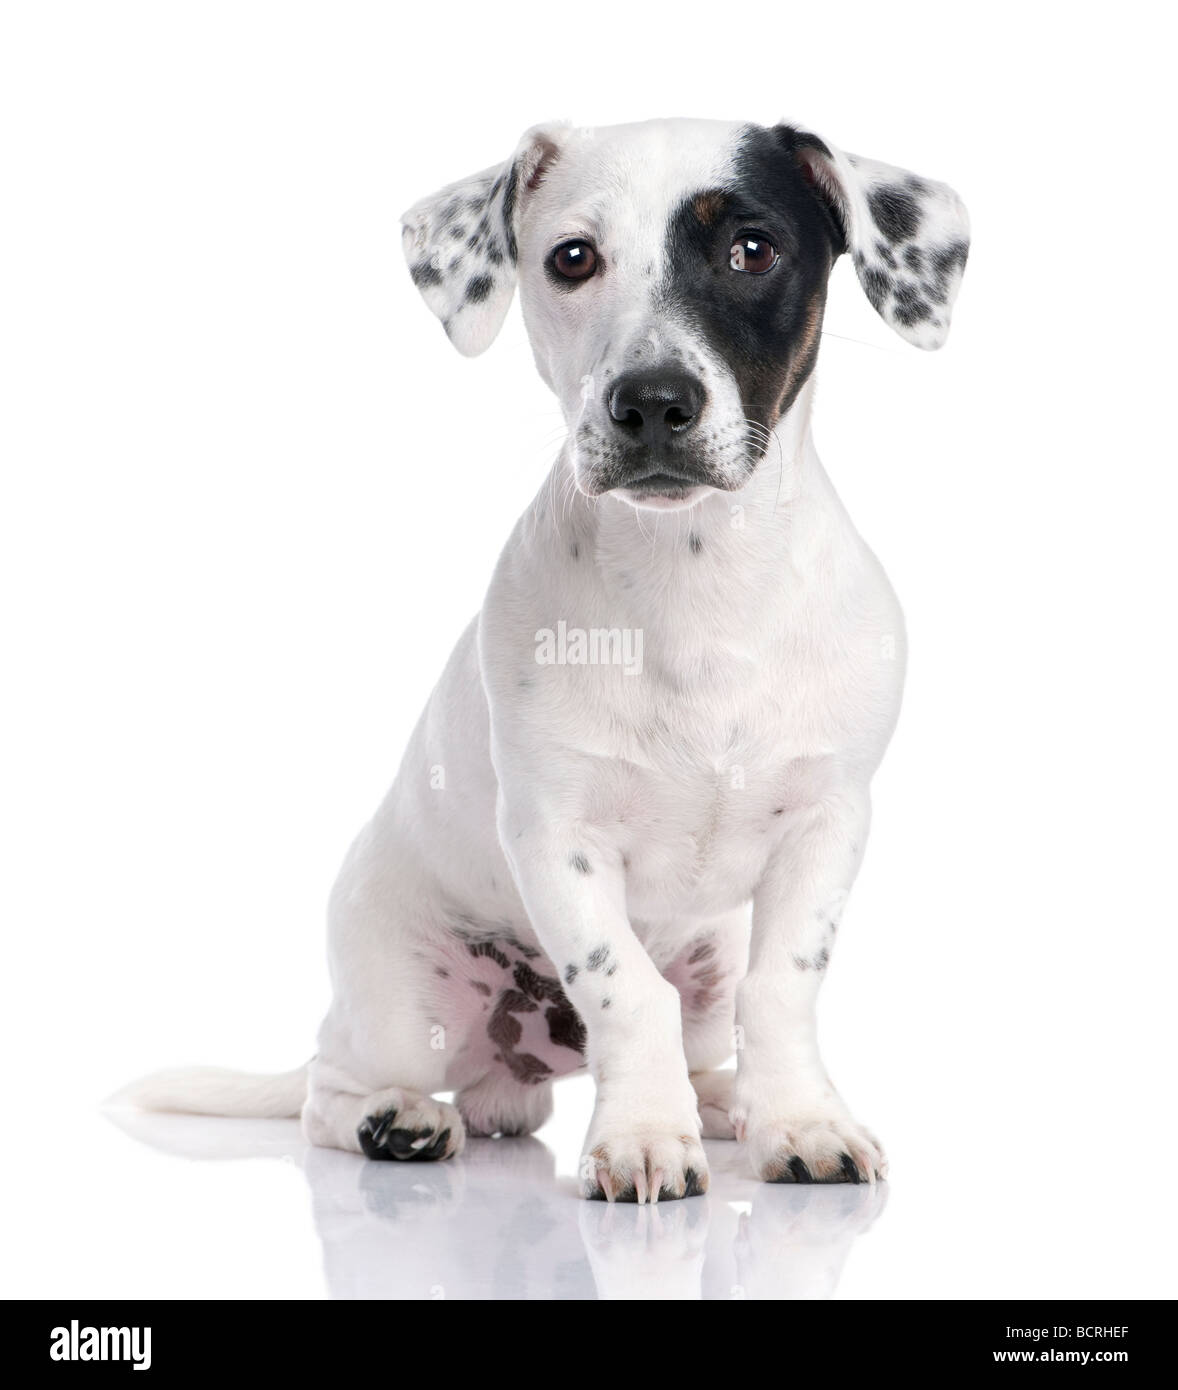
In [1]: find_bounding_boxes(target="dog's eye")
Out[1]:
[550,240,598,282]
[729,234,779,274]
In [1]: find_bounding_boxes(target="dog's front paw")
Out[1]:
[358,1094,465,1162]
[581,1106,708,1202]
[734,1101,885,1185]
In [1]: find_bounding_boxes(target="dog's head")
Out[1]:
[403,119,968,511]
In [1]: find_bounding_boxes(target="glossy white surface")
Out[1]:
[3,1,1176,1304]
[0,1069,1165,1301]
[101,1100,887,1301]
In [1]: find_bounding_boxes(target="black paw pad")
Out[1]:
[771,1154,816,1184]
[825,1152,863,1185]
[682,1166,707,1198]
[358,1110,451,1162]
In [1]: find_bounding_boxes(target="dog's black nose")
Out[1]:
[608,370,704,444]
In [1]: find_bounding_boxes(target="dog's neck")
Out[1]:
[531,376,860,667]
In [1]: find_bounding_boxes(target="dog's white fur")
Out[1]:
[123,119,968,1201]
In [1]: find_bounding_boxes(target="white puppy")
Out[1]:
[127,118,968,1202]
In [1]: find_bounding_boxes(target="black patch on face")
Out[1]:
[466,274,494,304]
[868,184,922,243]
[569,851,592,875]
[662,124,841,435]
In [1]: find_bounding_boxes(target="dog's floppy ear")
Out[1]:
[401,124,568,357]
[779,125,970,350]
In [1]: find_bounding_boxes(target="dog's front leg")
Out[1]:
[499,805,707,1202]
[733,786,886,1185]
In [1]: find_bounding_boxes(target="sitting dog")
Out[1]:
[128,118,968,1202]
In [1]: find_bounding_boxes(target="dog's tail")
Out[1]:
[109,1063,309,1119]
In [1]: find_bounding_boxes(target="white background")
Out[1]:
[2,1,1175,1300]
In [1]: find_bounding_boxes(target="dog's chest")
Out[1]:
[562,648,855,920]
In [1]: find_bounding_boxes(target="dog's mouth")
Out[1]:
[622,468,705,498]
[586,454,728,507]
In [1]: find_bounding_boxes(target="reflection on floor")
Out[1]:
[108,1111,887,1300]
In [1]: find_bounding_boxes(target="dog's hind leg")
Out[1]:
[664,911,747,1140]
[302,833,472,1161]
[304,1059,464,1160]
[455,1072,555,1138]
[690,1069,737,1139]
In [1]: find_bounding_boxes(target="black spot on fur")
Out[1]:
[434,966,449,978]
[501,163,519,262]
[903,245,925,272]
[466,940,510,970]
[891,289,932,326]
[569,851,592,875]
[546,997,587,1052]
[688,532,703,554]
[862,266,892,311]
[411,261,442,289]
[601,996,611,1009]
[586,945,610,972]
[868,184,921,243]
[924,239,969,304]
[465,274,494,304]
[487,987,553,1084]
[564,963,579,985]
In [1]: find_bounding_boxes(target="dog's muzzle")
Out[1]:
[599,367,715,499]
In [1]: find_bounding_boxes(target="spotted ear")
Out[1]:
[784,127,970,349]
[401,124,567,357]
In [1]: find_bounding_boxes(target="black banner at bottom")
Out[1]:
[7,1298,1160,1377]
